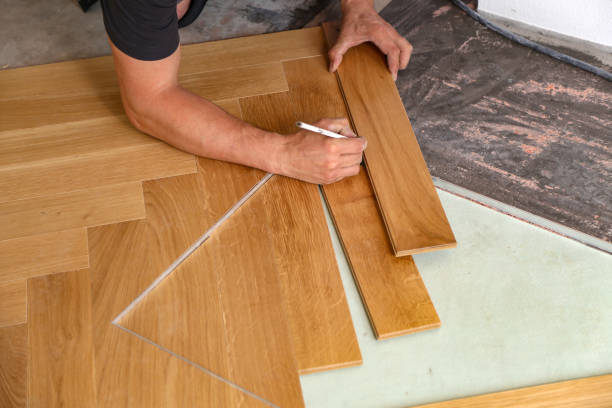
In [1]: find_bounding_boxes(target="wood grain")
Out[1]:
[411,374,612,408]
[240,92,362,373]
[323,23,456,256]
[0,324,27,408]
[28,269,96,407]
[0,280,27,328]
[120,178,304,407]
[88,160,272,406]
[0,229,89,284]
[284,55,440,339]
[0,115,196,202]
[0,182,145,241]
[179,27,326,75]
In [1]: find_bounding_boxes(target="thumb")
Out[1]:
[328,40,351,72]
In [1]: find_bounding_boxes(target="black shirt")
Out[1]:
[101,0,208,61]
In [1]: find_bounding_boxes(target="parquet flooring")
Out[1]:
[0,26,457,406]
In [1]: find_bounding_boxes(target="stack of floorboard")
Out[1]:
[0,26,455,406]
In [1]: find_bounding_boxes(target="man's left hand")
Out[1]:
[329,0,412,80]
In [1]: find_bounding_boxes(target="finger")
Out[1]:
[338,153,363,168]
[387,48,400,81]
[315,118,356,138]
[332,136,367,154]
[396,37,413,69]
[335,164,361,180]
[328,39,352,73]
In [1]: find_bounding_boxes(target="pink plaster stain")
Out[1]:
[521,144,541,155]
[511,80,612,108]
[442,80,461,90]
[432,5,452,17]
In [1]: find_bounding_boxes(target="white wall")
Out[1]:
[478,0,612,47]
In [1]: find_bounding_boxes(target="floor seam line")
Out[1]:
[112,322,279,408]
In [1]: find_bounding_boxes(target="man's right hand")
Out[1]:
[274,118,367,184]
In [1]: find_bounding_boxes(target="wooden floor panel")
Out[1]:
[285,55,440,338]
[0,229,89,284]
[0,324,27,408]
[411,374,612,408]
[323,23,456,257]
[119,178,304,407]
[0,280,27,328]
[27,269,96,406]
[0,182,146,241]
[240,92,362,373]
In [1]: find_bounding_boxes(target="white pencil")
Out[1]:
[296,121,348,139]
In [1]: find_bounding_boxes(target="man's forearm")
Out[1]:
[126,85,283,174]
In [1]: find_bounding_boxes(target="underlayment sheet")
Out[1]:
[380,0,612,243]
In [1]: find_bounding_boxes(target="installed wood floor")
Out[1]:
[0,27,453,406]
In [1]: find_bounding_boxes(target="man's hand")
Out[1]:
[329,0,412,80]
[275,118,366,184]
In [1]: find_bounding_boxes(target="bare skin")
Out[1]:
[110,0,410,185]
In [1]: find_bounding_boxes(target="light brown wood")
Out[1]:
[120,177,304,407]
[284,55,440,339]
[240,92,362,373]
[323,23,456,257]
[0,229,89,284]
[0,280,27,328]
[28,269,96,406]
[88,161,274,406]
[0,324,27,408]
[410,374,612,408]
[0,115,196,203]
[179,27,326,75]
[0,182,145,241]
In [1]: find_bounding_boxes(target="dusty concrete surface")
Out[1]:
[383,0,612,243]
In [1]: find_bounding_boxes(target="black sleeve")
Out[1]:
[101,0,179,61]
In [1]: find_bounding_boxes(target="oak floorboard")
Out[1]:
[410,374,612,408]
[28,269,96,407]
[0,229,89,284]
[0,280,27,328]
[240,92,361,373]
[0,182,146,241]
[0,115,197,203]
[0,324,27,408]
[284,55,440,338]
[323,23,456,256]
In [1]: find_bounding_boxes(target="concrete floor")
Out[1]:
[304,188,612,407]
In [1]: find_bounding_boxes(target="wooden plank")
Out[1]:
[119,177,304,407]
[28,269,96,406]
[88,161,271,406]
[284,55,440,338]
[240,92,362,373]
[0,182,146,241]
[0,229,89,284]
[1,63,285,131]
[179,27,326,75]
[0,324,27,408]
[0,280,27,327]
[0,115,197,203]
[411,374,612,408]
[181,62,288,101]
[323,23,456,256]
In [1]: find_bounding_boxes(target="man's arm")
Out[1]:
[330,0,413,80]
[110,42,366,184]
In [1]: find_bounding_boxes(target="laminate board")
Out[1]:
[179,27,326,75]
[1,63,285,131]
[180,62,288,101]
[119,177,304,407]
[28,269,96,407]
[411,374,612,408]
[323,23,456,257]
[0,182,146,241]
[0,229,89,284]
[0,115,196,203]
[0,324,27,408]
[240,92,362,373]
[284,55,440,338]
[0,280,26,328]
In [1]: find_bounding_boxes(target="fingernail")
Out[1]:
[393,73,398,81]
[363,139,368,149]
